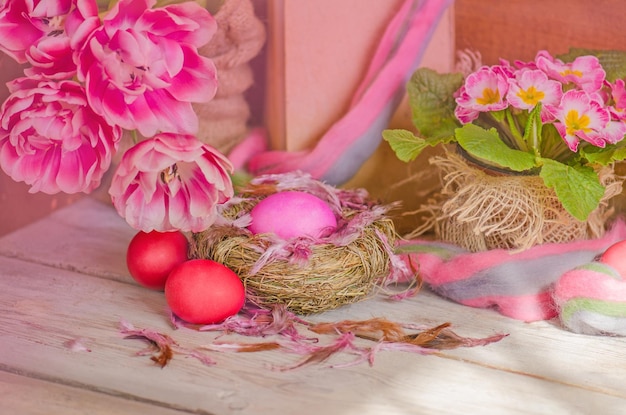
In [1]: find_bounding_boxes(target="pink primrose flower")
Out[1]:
[608,79,626,121]
[0,77,122,194]
[536,52,605,94]
[77,0,218,137]
[494,58,519,75]
[596,120,626,146]
[510,58,538,71]
[109,133,234,232]
[507,69,563,111]
[547,89,611,151]
[453,90,479,123]
[455,65,511,122]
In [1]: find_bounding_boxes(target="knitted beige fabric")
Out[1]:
[195,0,266,154]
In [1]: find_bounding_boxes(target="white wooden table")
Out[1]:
[1,198,625,415]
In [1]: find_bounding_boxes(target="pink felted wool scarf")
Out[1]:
[554,262,626,336]
[231,0,453,184]
[396,219,626,336]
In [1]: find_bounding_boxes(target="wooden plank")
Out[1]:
[1,254,626,414]
[0,198,135,284]
[0,371,195,415]
[3,194,626,413]
[325,290,626,400]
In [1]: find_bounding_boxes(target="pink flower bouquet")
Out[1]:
[384,49,626,221]
[0,0,233,232]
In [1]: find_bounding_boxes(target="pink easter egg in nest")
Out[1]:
[248,191,337,240]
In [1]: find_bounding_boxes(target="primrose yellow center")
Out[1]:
[561,69,583,78]
[518,86,545,106]
[564,110,591,135]
[476,88,501,105]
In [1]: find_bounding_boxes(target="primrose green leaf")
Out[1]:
[610,146,626,162]
[382,129,427,162]
[455,124,537,172]
[406,68,464,139]
[539,158,605,221]
[383,129,454,162]
[581,144,626,165]
[523,103,543,151]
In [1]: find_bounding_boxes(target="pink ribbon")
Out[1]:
[234,0,454,184]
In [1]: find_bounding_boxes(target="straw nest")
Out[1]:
[190,172,398,314]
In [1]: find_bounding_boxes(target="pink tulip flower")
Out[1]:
[0,77,122,194]
[76,0,218,137]
[0,0,99,78]
[0,0,49,63]
[109,133,234,233]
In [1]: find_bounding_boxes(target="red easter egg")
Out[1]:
[600,240,626,276]
[126,230,189,290]
[165,259,245,324]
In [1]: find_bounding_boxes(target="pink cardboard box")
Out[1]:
[264,0,455,151]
